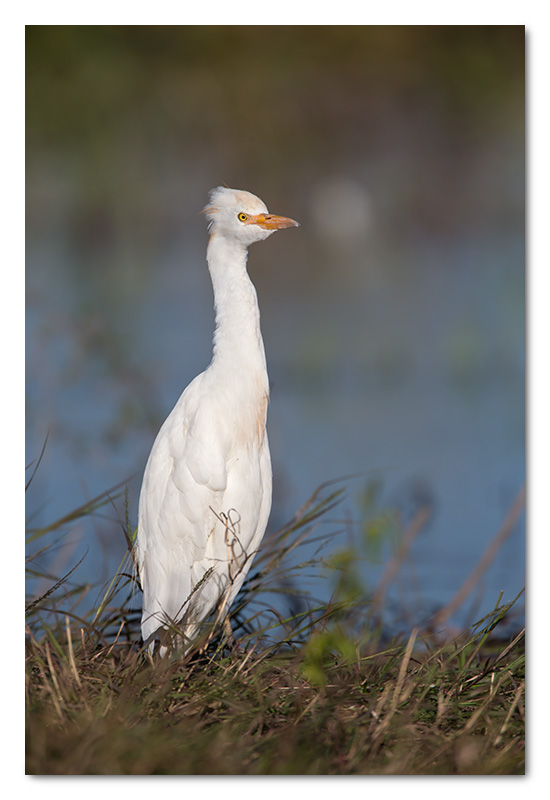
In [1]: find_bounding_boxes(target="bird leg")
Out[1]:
[222,614,245,654]
[222,615,236,646]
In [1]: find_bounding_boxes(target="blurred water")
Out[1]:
[25,173,525,632]
[25,26,525,634]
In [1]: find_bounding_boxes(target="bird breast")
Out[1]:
[217,369,269,454]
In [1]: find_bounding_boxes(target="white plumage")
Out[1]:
[135,187,298,654]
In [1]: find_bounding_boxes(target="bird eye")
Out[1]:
[238,213,248,222]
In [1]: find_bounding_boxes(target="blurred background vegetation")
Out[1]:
[25,26,524,634]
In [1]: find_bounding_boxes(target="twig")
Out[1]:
[65,615,81,687]
[25,431,50,491]
[432,485,525,630]
[25,552,88,615]
[369,505,431,619]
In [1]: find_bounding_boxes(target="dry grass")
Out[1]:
[25,475,525,775]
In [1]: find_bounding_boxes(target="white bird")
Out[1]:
[135,187,299,654]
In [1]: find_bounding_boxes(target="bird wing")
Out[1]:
[136,369,272,647]
[136,372,230,633]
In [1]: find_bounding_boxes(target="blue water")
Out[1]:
[25,171,525,636]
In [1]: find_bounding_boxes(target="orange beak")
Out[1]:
[248,213,299,230]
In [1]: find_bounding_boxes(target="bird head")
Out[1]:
[203,187,299,246]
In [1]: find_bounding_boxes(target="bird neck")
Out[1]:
[207,234,268,380]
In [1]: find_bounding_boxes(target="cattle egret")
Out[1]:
[135,187,299,654]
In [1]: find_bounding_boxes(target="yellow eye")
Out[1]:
[238,212,248,222]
